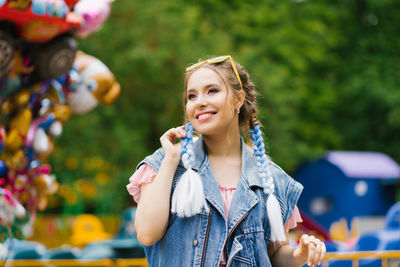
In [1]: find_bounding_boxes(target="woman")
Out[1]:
[127,55,325,267]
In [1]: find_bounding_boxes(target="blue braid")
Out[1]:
[181,122,194,169]
[250,124,274,194]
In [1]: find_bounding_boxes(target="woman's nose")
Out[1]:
[195,94,207,107]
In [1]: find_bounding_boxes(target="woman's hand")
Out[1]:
[160,126,186,164]
[293,234,326,267]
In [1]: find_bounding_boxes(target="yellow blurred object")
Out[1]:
[4,149,27,170]
[53,105,72,122]
[5,108,32,151]
[37,193,48,211]
[8,0,31,11]
[95,172,110,185]
[330,218,349,242]
[4,130,24,152]
[69,214,112,247]
[14,90,31,107]
[1,100,13,115]
[350,218,360,239]
[74,179,97,199]
[65,157,79,169]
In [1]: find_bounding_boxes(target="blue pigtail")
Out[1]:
[250,124,286,242]
[171,122,209,217]
[180,123,195,170]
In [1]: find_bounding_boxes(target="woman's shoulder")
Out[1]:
[269,160,304,198]
[268,160,304,223]
[137,147,165,172]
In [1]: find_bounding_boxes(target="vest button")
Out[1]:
[193,240,198,246]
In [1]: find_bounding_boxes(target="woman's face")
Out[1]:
[185,67,239,137]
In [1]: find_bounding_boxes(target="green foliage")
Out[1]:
[47,0,400,214]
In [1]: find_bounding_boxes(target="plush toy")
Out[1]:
[67,51,120,114]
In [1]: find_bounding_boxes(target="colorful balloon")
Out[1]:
[0,0,117,242]
[67,51,120,114]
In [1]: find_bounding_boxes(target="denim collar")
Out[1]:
[191,136,264,228]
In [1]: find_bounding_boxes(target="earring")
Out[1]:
[236,108,240,114]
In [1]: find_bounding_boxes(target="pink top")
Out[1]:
[127,164,302,266]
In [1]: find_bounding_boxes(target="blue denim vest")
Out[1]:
[137,137,303,267]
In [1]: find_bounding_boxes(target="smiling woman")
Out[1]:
[126,55,326,267]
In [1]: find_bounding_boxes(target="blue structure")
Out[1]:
[294,151,400,229]
[327,202,400,267]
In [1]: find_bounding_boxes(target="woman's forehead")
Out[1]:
[187,68,226,91]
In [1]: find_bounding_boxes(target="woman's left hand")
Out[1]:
[293,234,326,267]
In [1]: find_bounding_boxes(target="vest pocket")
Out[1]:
[227,234,255,267]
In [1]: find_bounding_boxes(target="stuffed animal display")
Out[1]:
[0,0,117,241]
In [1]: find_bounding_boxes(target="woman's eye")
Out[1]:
[208,88,219,94]
[187,94,197,100]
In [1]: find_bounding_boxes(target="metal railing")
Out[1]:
[323,250,400,267]
[2,251,400,267]
[0,258,148,267]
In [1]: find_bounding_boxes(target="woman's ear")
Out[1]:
[235,90,246,110]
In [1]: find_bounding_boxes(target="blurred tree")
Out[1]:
[332,0,400,158]
[46,0,400,214]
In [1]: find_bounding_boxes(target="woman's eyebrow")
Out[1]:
[204,83,221,89]
[187,88,197,94]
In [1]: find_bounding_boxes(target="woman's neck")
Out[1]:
[202,125,242,187]
[203,128,242,158]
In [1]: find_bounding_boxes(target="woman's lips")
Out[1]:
[196,112,216,122]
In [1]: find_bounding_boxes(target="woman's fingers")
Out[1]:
[293,234,307,258]
[161,126,186,143]
[305,236,316,266]
[295,234,326,267]
[307,236,326,267]
[310,237,321,266]
[165,126,186,140]
[160,126,188,162]
[175,126,187,139]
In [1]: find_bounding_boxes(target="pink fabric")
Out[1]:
[126,163,303,267]
[126,164,157,203]
[218,184,236,218]
[218,184,235,266]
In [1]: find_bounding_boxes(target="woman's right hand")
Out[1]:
[160,126,186,165]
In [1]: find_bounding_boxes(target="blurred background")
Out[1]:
[45,0,400,215]
[2,0,396,250]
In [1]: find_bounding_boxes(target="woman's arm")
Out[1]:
[269,233,326,267]
[134,126,186,246]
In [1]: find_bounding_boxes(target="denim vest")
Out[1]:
[137,137,303,267]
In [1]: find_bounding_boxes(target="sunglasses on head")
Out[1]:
[185,55,243,90]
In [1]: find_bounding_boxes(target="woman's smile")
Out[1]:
[196,111,217,121]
